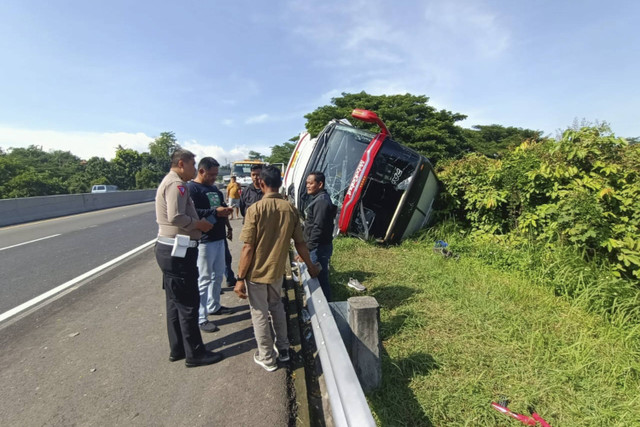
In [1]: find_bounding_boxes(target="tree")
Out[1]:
[111,146,142,190]
[248,150,265,161]
[0,156,21,198]
[303,92,469,164]
[66,173,90,194]
[85,156,113,186]
[135,168,158,189]
[3,168,67,198]
[463,124,544,158]
[149,132,180,173]
[265,142,296,164]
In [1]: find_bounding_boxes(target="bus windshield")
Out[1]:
[308,124,374,210]
[232,162,262,177]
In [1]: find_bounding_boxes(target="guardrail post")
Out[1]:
[347,296,381,393]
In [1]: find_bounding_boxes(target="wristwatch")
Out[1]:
[236,276,245,281]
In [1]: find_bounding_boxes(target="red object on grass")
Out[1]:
[491,402,537,426]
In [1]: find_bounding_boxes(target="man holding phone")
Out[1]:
[187,157,234,333]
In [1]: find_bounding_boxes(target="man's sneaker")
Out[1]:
[209,306,233,316]
[199,321,219,333]
[253,351,277,372]
[276,348,290,363]
[347,278,366,291]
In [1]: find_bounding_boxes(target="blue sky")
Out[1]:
[1,0,638,161]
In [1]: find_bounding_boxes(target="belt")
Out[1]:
[157,236,199,248]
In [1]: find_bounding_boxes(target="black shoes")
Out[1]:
[185,351,224,367]
[169,353,185,362]
[209,306,233,316]
[277,348,290,363]
[199,321,219,333]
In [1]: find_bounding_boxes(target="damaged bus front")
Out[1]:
[284,109,438,244]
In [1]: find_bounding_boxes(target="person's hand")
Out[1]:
[195,218,213,232]
[216,206,233,217]
[234,280,247,299]
[308,262,321,278]
[226,228,233,241]
[294,255,303,263]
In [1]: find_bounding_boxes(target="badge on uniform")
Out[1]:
[177,185,186,196]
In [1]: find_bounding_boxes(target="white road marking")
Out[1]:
[0,238,157,323]
[0,234,62,252]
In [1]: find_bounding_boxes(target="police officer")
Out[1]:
[155,149,224,367]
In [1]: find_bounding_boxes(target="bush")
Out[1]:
[437,125,640,280]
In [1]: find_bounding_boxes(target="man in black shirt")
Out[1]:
[187,157,234,333]
[239,164,264,220]
[303,171,337,301]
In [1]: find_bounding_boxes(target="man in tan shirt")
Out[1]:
[235,165,319,371]
[155,149,223,367]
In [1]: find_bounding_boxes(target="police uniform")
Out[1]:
[155,170,206,361]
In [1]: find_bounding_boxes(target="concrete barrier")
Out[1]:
[0,190,156,227]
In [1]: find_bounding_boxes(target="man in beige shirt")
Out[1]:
[235,165,319,371]
[155,149,224,367]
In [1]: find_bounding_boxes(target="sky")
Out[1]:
[0,0,638,161]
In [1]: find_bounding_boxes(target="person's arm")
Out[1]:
[234,204,257,298]
[292,210,320,278]
[226,217,233,241]
[294,241,320,278]
[239,191,247,217]
[234,243,254,299]
[166,184,200,230]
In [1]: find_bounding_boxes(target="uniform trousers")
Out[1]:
[155,243,205,359]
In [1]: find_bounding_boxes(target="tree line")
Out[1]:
[1,92,636,199]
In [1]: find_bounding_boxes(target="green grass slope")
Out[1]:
[330,237,640,426]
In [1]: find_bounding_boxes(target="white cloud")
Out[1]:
[0,126,153,160]
[245,114,270,124]
[287,0,510,100]
[180,140,273,165]
[222,119,234,126]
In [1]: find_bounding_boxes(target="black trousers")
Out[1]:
[224,239,236,285]
[154,243,205,359]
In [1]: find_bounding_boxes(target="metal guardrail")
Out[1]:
[295,260,376,427]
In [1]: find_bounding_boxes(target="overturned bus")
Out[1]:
[283,109,438,244]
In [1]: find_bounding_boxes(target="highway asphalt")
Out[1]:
[0,202,157,315]
[0,215,290,426]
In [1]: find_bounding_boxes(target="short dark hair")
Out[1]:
[260,165,282,189]
[230,176,236,181]
[198,156,220,170]
[251,164,264,172]
[171,149,195,167]
[308,171,326,186]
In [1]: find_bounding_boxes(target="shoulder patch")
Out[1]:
[177,185,186,196]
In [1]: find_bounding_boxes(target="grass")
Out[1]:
[329,236,640,426]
